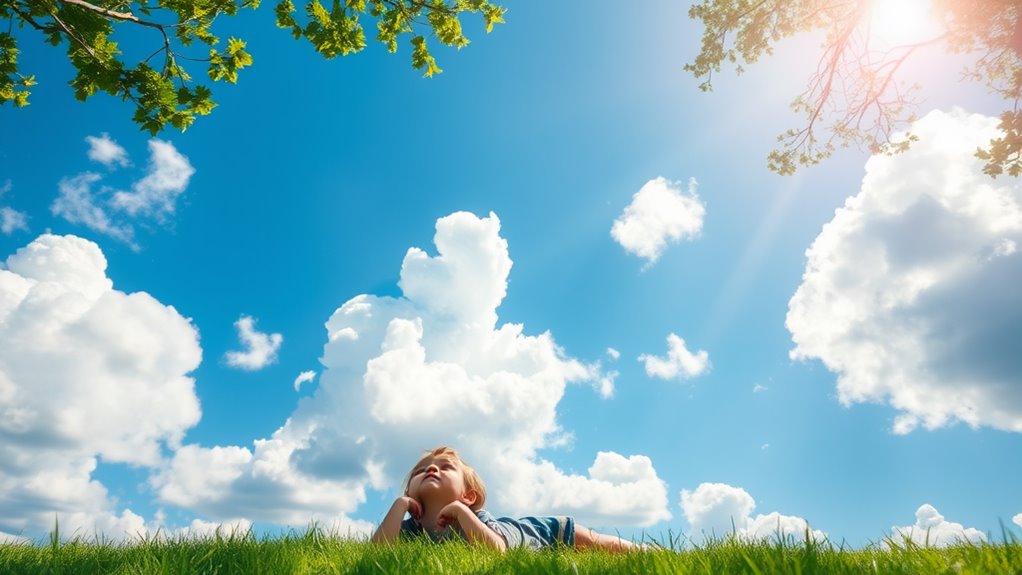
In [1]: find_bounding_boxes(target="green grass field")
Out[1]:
[2,527,1020,574]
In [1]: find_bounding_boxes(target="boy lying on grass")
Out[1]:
[371,446,642,552]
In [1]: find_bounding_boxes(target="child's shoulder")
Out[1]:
[474,508,497,522]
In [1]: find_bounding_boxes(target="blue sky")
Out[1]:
[1,0,1020,548]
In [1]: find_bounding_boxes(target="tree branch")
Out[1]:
[56,0,177,74]
[57,0,164,30]
[787,1,867,153]
[380,0,457,17]
[10,5,48,32]
[50,10,99,59]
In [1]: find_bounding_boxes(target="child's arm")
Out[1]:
[371,496,421,544]
[437,502,508,552]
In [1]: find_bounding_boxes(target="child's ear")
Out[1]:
[460,490,479,507]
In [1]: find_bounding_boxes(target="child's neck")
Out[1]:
[417,497,460,533]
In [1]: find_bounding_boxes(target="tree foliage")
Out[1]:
[0,0,505,133]
[685,0,1022,177]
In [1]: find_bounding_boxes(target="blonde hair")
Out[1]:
[404,446,487,511]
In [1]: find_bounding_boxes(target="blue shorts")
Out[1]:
[486,513,575,550]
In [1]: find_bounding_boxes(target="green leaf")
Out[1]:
[428,10,468,48]
[0,32,33,107]
[276,0,305,39]
[410,35,441,77]
[483,5,506,33]
[208,38,252,83]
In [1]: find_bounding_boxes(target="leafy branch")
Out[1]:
[0,0,505,133]
[685,0,1022,177]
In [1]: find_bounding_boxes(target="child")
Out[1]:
[371,446,643,552]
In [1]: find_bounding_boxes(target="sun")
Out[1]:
[866,0,942,48]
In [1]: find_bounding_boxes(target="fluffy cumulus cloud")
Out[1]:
[611,177,705,266]
[155,211,669,529]
[680,483,825,543]
[51,137,194,248]
[85,133,130,168]
[890,504,985,547]
[224,315,283,371]
[0,181,29,236]
[511,452,669,526]
[787,108,1022,433]
[0,234,202,539]
[639,333,710,380]
[1013,513,1022,530]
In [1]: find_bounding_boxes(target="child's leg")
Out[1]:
[574,524,641,552]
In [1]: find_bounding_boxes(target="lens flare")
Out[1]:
[867,0,942,48]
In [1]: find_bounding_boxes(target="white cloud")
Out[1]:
[224,315,283,371]
[52,139,194,247]
[150,430,376,529]
[594,369,617,399]
[85,510,257,542]
[111,140,194,219]
[155,211,667,529]
[680,482,754,539]
[890,504,986,547]
[0,234,202,539]
[0,530,30,544]
[611,177,705,265]
[294,370,317,391]
[745,512,823,542]
[172,517,253,539]
[154,445,253,507]
[1013,513,1022,530]
[639,333,710,380]
[52,173,136,246]
[606,347,620,361]
[506,452,670,527]
[753,384,768,393]
[0,207,28,235]
[680,483,825,543]
[85,133,130,168]
[787,108,1022,433]
[0,180,29,235]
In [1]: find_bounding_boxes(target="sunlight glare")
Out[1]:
[867,0,942,48]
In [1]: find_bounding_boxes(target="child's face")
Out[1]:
[406,453,475,507]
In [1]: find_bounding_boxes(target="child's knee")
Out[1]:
[574,524,593,549]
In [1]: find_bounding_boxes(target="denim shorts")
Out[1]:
[485,513,575,549]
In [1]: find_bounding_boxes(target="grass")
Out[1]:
[1,526,1021,574]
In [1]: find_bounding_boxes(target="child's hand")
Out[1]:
[400,496,422,522]
[436,501,469,530]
